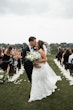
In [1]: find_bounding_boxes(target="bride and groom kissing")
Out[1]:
[22,36,61,103]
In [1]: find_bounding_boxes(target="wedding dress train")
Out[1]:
[29,62,61,102]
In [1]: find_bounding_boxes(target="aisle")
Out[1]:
[8,65,24,83]
[54,59,73,85]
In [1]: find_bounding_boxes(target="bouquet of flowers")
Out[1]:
[25,51,41,61]
[25,51,41,68]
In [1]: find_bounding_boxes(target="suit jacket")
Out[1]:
[22,45,33,68]
[22,45,30,60]
[22,45,33,82]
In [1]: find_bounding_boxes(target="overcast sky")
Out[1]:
[0,0,73,44]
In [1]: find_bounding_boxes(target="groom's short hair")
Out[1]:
[29,36,36,42]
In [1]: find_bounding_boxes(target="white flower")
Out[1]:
[25,51,41,62]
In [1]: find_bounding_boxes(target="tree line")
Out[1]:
[0,42,73,53]
[50,43,73,53]
[0,43,27,49]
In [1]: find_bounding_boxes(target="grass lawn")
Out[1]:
[0,54,73,110]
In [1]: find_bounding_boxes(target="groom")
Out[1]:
[22,36,36,82]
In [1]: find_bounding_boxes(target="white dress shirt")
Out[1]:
[68,54,73,63]
[28,45,34,52]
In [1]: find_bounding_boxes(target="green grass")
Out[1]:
[0,54,73,110]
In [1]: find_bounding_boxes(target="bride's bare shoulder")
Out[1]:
[39,49,47,61]
[39,49,43,52]
[38,49,45,55]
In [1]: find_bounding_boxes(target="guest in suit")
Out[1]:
[22,37,36,82]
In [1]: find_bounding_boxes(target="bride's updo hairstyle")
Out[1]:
[38,40,44,50]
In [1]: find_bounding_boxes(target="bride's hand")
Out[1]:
[33,61,41,68]
[34,64,41,68]
[33,61,38,64]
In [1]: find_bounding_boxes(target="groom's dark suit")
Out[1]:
[22,45,33,82]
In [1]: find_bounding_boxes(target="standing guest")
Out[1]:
[1,46,13,80]
[21,46,24,65]
[68,49,73,64]
[14,49,22,70]
[61,48,67,65]
[63,48,71,66]
[56,46,64,62]
[68,49,73,75]
[0,48,3,67]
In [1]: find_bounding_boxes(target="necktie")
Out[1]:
[31,47,33,49]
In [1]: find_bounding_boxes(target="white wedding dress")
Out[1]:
[29,57,61,101]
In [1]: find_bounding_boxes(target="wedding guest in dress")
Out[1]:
[61,48,67,65]
[0,46,13,81]
[0,48,3,67]
[14,49,22,70]
[63,48,71,68]
[56,46,63,62]
[21,46,24,65]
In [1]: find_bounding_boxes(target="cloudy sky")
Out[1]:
[0,0,73,44]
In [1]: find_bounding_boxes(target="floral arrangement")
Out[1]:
[25,51,41,68]
[25,51,41,62]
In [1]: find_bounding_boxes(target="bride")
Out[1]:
[28,40,61,103]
